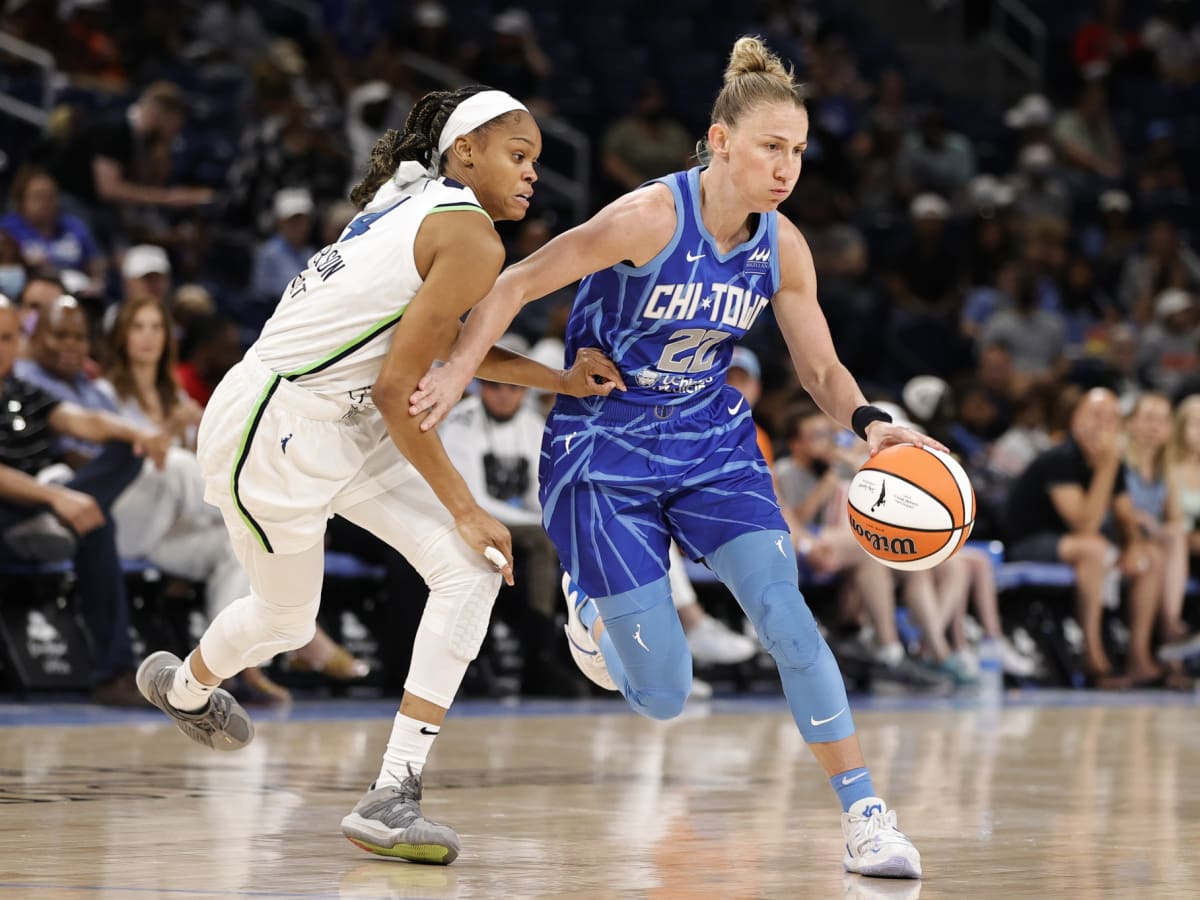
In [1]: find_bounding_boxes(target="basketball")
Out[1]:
[846,444,975,571]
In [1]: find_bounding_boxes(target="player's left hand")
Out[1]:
[864,421,949,457]
[559,347,626,399]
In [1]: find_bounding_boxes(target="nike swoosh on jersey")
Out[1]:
[810,707,847,727]
[727,396,745,415]
[686,250,705,261]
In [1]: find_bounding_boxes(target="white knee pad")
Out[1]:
[410,525,503,661]
[200,589,321,679]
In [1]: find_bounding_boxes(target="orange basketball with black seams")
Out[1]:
[846,444,975,572]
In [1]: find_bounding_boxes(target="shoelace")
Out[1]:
[849,809,911,856]
[182,692,232,735]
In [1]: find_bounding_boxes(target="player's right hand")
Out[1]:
[409,361,473,432]
[454,506,515,586]
[49,487,104,535]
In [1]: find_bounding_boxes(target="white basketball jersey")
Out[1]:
[253,175,490,398]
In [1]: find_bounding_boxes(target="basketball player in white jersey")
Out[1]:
[136,85,624,865]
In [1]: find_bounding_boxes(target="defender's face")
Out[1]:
[470,112,542,222]
[722,102,808,212]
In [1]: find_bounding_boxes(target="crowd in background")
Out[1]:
[1,0,1199,702]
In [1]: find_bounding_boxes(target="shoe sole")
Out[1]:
[845,856,923,879]
[341,814,459,865]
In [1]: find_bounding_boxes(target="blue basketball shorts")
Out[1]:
[538,387,787,599]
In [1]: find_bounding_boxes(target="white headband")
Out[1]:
[436,90,528,159]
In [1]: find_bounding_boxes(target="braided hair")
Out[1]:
[350,84,512,209]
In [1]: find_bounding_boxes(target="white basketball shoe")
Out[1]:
[842,797,922,879]
[562,573,617,691]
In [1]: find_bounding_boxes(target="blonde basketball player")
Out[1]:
[409,41,943,879]
[136,85,623,865]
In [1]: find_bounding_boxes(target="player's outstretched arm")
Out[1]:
[408,185,676,429]
[772,218,947,457]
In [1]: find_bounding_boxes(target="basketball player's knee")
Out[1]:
[756,582,821,670]
[252,595,319,649]
[633,686,689,720]
[424,567,502,663]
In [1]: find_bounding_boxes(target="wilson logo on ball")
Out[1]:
[848,511,917,556]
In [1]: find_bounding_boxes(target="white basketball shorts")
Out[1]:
[196,351,418,555]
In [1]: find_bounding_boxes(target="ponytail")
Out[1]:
[349,84,510,209]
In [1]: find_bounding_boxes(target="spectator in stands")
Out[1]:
[397,2,458,63]
[1052,79,1123,186]
[1072,0,1143,79]
[601,81,694,195]
[1005,387,1173,688]
[774,407,959,687]
[887,193,962,316]
[1058,253,1121,354]
[1,167,104,282]
[979,263,1067,382]
[467,8,553,114]
[0,295,170,705]
[0,232,27,306]
[57,0,126,90]
[963,178,1018,292]
[1118,218,1200,325]
[320,201,358,249]
[1123,393,1193,648]
[50,81,213,221]
[1166,396,1200,599]
[1003,92,1055,153]
[1008,144,1071,223]
[191,0,271,69]
[989,382,1056,480]
[1141,0,1200,85]
[175,313,242,407]
[250,188,315,327]
[1082,189,1137,288]
[895,108,976,202]
[120,244,171,305]
[224,83,351,239]
[865,68,914,139]
[13,271,63,353]
[508,216,574,347]
[1136,120,1191,216]
[1137,289,1199,396]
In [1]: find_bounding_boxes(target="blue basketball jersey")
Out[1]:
[563,166,781,410]
[541,167,788,598]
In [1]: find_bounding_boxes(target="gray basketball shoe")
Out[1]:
[341,766,461,864]
[136,650,254,751]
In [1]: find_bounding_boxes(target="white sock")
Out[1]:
[166,654,217,711]
[377,712,440,787]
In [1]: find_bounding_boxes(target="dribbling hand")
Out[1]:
[455,506,515,586]
[559,347,626,399]
[863,421,949,457]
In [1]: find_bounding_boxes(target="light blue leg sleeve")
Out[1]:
[593,576,692,721]
[707,530,856,743]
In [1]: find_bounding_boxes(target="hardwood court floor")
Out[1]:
[1,693,1199,899]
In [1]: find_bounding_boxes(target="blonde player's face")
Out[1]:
[468,111,542,222]
[722,102,808,212]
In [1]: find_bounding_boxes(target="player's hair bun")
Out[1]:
[723,36,791,84]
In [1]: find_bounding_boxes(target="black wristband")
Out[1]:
[852,405,893,441]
